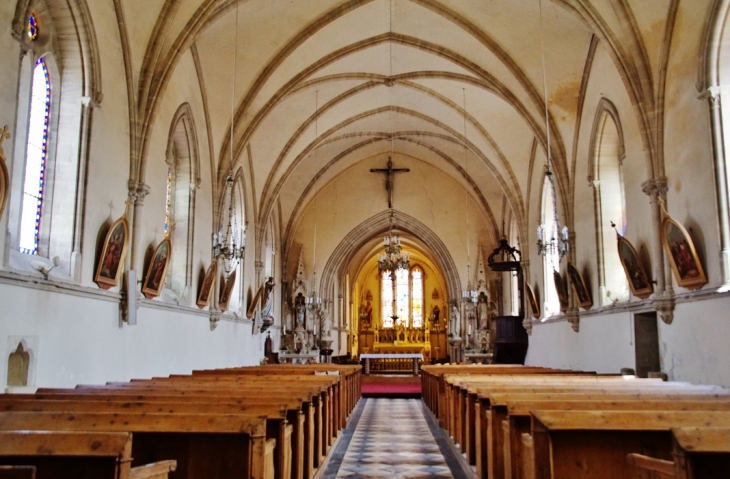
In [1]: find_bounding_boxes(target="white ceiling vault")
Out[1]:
[123,0,679,284]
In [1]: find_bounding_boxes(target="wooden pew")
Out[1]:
[448,375,723,479]
[23,390,316,479]
[108,375,340,453]
[500,396,730,479]
[72,380,334,469]
[131,461,177,479]
[0,398,302,479]
[0,411,274,479]
[473,383,727,479]
[527,410,730,479]
[670,427,730,479]
[37,384,329,475]
[0,430,134,479]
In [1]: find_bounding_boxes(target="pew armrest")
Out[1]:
[130,460,177,479]
[626,453,675,477]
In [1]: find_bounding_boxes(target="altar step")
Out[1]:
[361,374,422,398]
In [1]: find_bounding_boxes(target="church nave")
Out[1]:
[322,398,470,479]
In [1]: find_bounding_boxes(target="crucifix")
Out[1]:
[370,157,410,209]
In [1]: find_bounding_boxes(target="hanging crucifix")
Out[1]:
[370,157,410,209]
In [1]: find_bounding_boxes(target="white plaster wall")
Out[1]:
[526,295,730,387]
[525,312,635,374]
[658,296,730,387]
[0,281,262,388]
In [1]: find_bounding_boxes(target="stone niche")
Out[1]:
[6,336,38,393]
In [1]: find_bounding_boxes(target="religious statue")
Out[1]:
[431,305,440,329]
[320,308,332,339]
[477,292,489,330]
[450,305,461,337]
[261,277,276,322]
[294,292,306,330]
[359,300,373,330]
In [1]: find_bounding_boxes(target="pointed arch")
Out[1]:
[319,210,461,305]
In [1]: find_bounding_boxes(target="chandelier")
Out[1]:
[377,213,410,278]
[213,173,245,274]
[213,1,244,275]
[535,0,569,261]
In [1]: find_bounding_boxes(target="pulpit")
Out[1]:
[488,238,529,364]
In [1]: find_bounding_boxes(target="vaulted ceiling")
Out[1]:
[120,0,678,279]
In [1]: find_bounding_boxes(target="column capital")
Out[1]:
[641,177,668,200]
[127,181,150,206]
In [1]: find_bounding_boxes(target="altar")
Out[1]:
[359,353,424,375]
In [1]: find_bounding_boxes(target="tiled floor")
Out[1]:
[321,398,471,479]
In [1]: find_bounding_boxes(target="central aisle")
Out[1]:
[321,398,470,479]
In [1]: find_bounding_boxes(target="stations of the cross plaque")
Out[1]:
[370,157,410,209]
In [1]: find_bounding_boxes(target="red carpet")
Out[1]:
[361,375,422,398]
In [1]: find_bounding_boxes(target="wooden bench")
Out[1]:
[0,430,173,479]
[0,397,301,479]
[500,396,730,479]
[0,411,274,479]
[26,389,317,479]
[527,410,730,479]
[69,380,334,468]
[445,374,724,479]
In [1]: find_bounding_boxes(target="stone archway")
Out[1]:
[319,210,461,304]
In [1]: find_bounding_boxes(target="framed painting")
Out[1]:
[0,126,9,221]
[525,282,540,319]
[219,269,237,313]
[142,238,172,299]
[553,270,569,312]
[94,214,130,290]
[567,262,592,310]
[617,234,653,299]
[662,216,707,290]
[196,261,218,309]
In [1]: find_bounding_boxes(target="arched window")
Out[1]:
[592,106,628,304]
[541,175,560,317]
[380,266,424,328]
[381,272,394,328]
[411,267,424,328]
[164,105,199,299]
[19,58,51,255]
[8,2,101,280]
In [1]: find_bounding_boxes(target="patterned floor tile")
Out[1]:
[327,398,456,478]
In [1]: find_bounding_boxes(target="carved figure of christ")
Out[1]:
[370,157,410,209]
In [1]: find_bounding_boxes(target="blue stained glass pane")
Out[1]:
[19,58,50,255]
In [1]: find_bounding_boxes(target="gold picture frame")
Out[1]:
[567,262,592,310]
[662,216,707,290]
[553,270,569,313]
[219,269,237,313]
[525,282,540,319]
[196,261,218,309]
[94,213,130,290]
[142,238,172,299]
[616,233,653,299]
[0,126,9,222]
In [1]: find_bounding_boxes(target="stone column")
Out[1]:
[706,87,730,290]
[642,177,674,324]
[126,180,150,271]
[70,95,100,282]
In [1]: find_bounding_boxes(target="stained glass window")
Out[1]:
[164,167,172,235]
[381,272,393,328]
[27,13,38,42]
[395,269,409,326]
[19,58,50,255]
[411,267,423,328]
